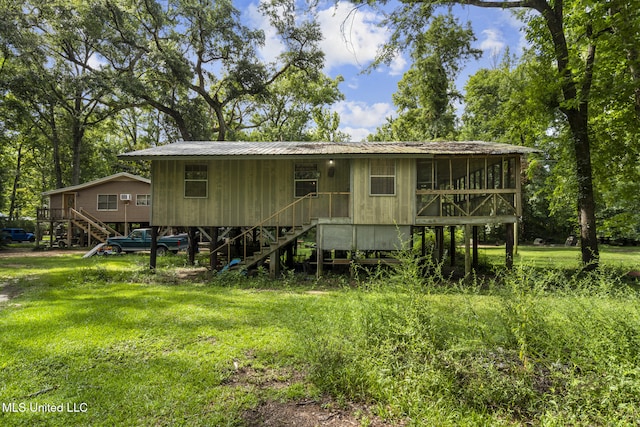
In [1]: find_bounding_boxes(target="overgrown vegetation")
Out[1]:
[1,248,639,425]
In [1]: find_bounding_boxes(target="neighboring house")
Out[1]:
[38,172,151,247]
[119,141,536,275]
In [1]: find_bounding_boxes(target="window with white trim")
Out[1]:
[97,194,118,211]
[184,165,208,198]
[136,194,151,206]
[294,164,318,197]
[370,159,396,195]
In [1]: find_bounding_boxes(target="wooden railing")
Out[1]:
[37,208,65,221]
[212,193,316,267]
[77,208,121,236]
[416,189,519,218]
[311,192,351,219]
[69,208,113,238]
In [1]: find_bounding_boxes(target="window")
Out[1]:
[370,159,395,195]
[97,194,117,211]
[416,159,433,190]
[136,194,151,206]
[294,164,318,197]
[184,164,208,198]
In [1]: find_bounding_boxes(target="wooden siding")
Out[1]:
[151,158,351,227]
[47,179,151,223]
[352,158,414,225]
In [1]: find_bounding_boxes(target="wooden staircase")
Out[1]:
[213,194,317,272]
[69,208,121,243]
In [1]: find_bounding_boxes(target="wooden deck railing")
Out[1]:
[416,189,519,218]
[212,193,316,267]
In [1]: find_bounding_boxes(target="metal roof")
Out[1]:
[42,172,150,196]
[118,141,538,160]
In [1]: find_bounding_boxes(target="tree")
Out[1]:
[1,0,125,187]
[462,54,577,242]
[239,68,345,142]
[391,13,480,140]
[368,0,640,268]
[92,0,325,142]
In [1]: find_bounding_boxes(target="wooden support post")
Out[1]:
[472,226,479,270]
[316,226,323,279]
[209,227,218,271]
[49,221,54,249]
[506,223,514,269]
[187,227,197,265]
[421,226,426,257]
[285,242,295,269]
[150,226,158,271]
[436,226,444,261]
[449,226,456,267]
[464,224,472,277]
[270,248,281,279]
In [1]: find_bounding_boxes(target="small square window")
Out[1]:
[185,165,208,198]
[136,194,151,206]
[294,164,318,197]
[370,159,395,195]
[97,194,117,211]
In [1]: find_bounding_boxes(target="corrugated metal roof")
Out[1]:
[118,141,539,160]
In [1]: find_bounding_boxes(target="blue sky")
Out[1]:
[244,1,529,140]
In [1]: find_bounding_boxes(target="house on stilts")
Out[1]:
[37,172,151,248]
[118,141,537,276]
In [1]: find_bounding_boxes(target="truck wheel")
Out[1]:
[57,240,67,249]
[29,236,35,243]
[156,246,168,256]
[112,245,122,254]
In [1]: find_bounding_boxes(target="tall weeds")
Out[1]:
[303,254,640,425]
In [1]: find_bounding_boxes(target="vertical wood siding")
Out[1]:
[352,158,414,225]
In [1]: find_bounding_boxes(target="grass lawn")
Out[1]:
[1,248,640,426]
[479,244,640,270]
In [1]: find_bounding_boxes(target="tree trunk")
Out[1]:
[8,141,23,221]
[566,109,599,268]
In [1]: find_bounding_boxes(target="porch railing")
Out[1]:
[212,193,316,267]
[416,189,519,218]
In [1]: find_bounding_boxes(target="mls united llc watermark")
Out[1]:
[2,402,88,414]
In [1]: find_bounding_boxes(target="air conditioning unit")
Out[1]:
[120,194,132,201]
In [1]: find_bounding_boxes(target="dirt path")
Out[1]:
[0,247,82,258]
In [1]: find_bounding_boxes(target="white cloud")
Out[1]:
[245,1,405,75]
[341,126,373,142]
[317,2,389,72]
[333,100,395,129]
[479,28,506,59]
[245,2,285,64]
[333,100,396,139]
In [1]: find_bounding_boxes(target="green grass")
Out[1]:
[0,254,333,426]
[1,248,640,425]
[479,244,640,270]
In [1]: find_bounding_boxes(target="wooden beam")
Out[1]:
[506,223,514,269]
[472,226,479,270]
[449,226,456,267]
[209,227,218,271]
[464,224,471,277]
[150,226,158,271]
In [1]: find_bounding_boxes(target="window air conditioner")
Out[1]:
[120,194,132,201]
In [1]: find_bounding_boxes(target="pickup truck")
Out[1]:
[106,228,189,255]
[1,228,36,243]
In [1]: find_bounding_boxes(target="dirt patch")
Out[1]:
[228,351,394,427]
[0,247,81,258]
[242,399,392,427]
[0,282,22,303]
